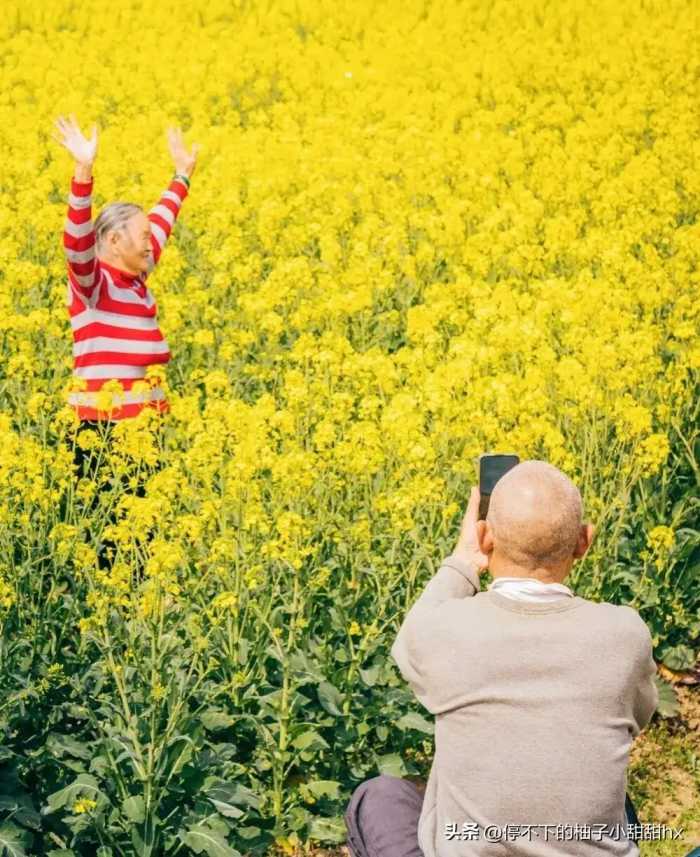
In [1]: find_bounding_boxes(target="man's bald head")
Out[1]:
[485,460,583,571]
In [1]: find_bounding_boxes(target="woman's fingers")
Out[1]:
[171,127,187,147]
[53,116,72,147]
[166,126,199,171]
[66,114,88,143]
[55,114,80,139]
[53,115,99,163]
[166,126,178,153]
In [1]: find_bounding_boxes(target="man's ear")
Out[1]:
[477,520,494,555]
[573,523,595,559]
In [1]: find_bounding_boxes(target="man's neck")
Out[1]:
[489,563,570,585]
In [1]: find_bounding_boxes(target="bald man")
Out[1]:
[344,460,659,857]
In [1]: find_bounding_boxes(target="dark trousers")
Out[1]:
[71,419,159,571]
[344,774,643,857]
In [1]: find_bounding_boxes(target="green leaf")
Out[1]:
[307,816,347,844]
[237,827,261,840]
[287,806,310,831]
[264,644,284,664]
[0,797,40,831]
[359,665,380,687]
[205,780,260,817]
[46,733,91,761]
[45,774,101,813]
[180,825,241,857]
[396,711,434,734]
[64,813,92,837]
[289,651,324,681]
[160,734,196,783]
[0,823,29,857]
[377,753,407,778]
[317,681,344,716]
[205,785,243,819]
[131,825,145,855]
[637,581,660,608]
[256,689,282,709]
[226,784,260,810]
[661,644,697,671]
[203,817,231,837]
[200,710,234,732]
[237,638,249,666]
[654,675,680,718]
[122,795,145,823]
[306,780,341,799]
[292,731,329,751]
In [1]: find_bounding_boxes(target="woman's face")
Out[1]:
[111,211,153,275]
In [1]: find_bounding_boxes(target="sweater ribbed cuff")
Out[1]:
[441,552,481,595]
[71,177,93,192]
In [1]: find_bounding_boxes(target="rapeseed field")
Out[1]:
[0,0,697,854]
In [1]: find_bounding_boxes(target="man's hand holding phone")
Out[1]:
[454,486,490,574]
[452,454,521,574]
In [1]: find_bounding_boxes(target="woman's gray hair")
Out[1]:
[94,202,144,252]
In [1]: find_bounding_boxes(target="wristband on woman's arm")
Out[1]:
[174,173,190,188]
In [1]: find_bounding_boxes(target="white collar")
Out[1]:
[488,576,573,603]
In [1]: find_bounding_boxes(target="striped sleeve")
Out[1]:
[64,177,97,296]
[146,176,189,271]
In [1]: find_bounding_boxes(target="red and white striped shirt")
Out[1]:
[63,174,189,421]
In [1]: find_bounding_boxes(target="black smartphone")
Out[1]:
[478,453,520,520]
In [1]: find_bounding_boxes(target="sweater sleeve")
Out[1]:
[146,176,189,273]
[64,176,98,298]
[391,553,481,714]
[630,619,659,736]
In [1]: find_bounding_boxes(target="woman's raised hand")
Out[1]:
[167,126,200,179]
[52,114,98,165]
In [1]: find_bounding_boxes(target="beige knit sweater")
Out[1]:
[390,553,659,857]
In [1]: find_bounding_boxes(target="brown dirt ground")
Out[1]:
[633,683,700,855]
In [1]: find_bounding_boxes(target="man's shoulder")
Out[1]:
[436,590,651,637]
[576,596,645,621]
[572,596,653,643]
